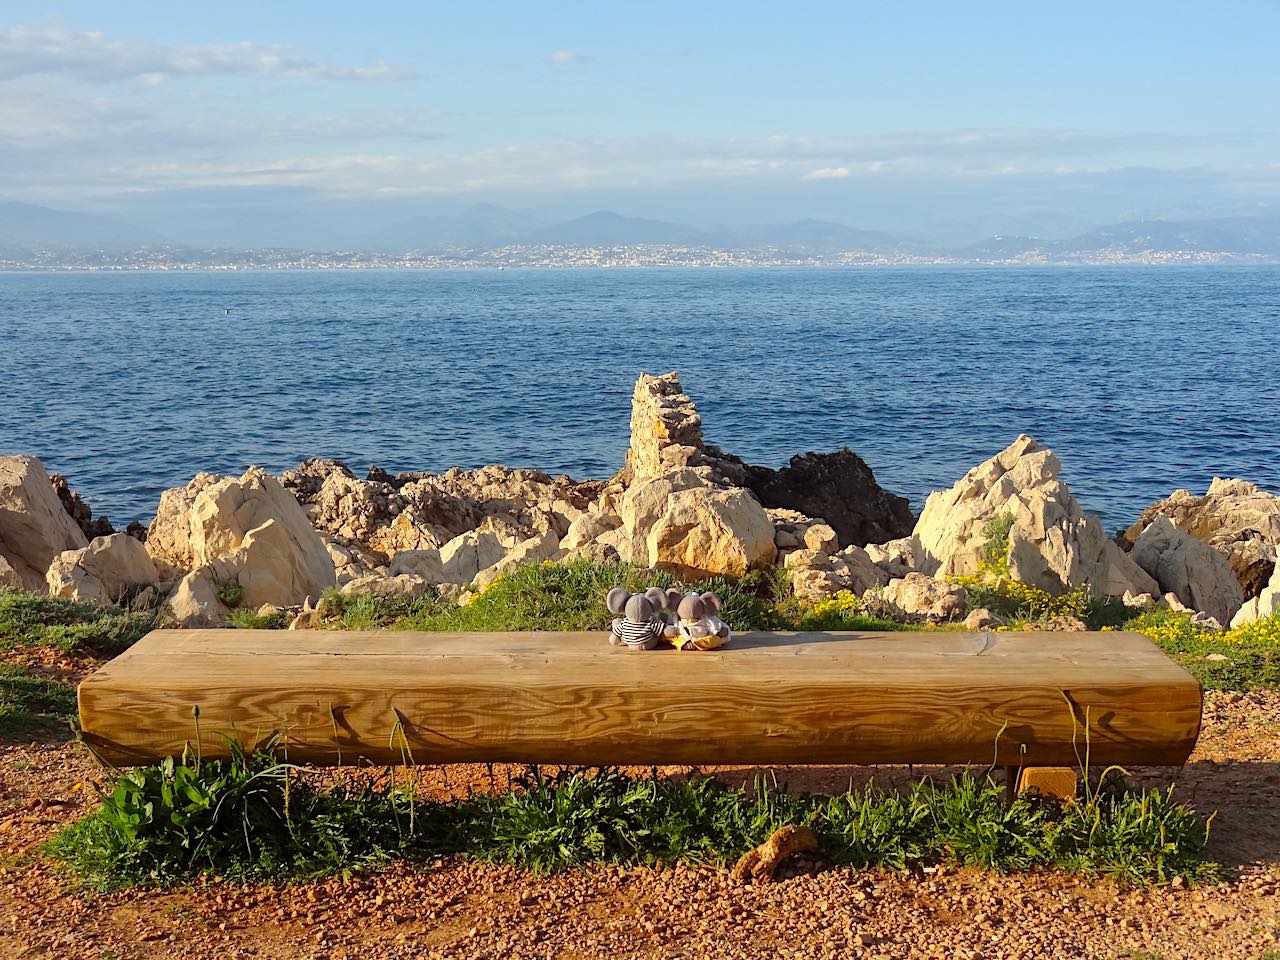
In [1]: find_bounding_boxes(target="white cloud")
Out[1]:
[549,50,590,65]
[0,23,408,84]
[3,112,1271,204]
[803,166,850,181]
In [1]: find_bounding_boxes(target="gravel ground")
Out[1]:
[1,670,1277,960]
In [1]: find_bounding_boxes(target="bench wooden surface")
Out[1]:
[77,629,1202,768]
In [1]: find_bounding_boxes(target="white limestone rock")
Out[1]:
[1132,516,1244,626]
[46,533,159,604]
[876,572,967,623]
[911,435,1157,599]
[0,455,88,592]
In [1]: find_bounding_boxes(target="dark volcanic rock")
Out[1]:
[740,448,915,547]
[49,473,114,539]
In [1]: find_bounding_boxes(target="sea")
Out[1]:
[3,266,1278,530]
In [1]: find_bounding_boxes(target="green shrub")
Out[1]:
[980,512,1015,573]
[225,609,290,630]
[214,580,243,609]
[0,588,154,654]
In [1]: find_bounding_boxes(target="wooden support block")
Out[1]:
[1017,767,1079,802]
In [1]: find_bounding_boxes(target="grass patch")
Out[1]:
[0,664,76,737]
[322,558,796,633]
[47,751,1216,890]
[1120,608,1280,692]
[0,588,154,655]
[225,609,290,630]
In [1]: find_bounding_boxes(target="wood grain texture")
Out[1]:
[1017,767,1080,802]
[78,630,1202,768]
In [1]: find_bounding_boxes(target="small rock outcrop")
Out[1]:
[1131,516,1244,626]
[50,473,114,539]
[146,471,223,572]
[619,373,714,484]
[784,544,886,602]
[46,533,159,604]
[875,572,967,623]
[473,530,565,591]
[389,523,514,587]
[338,573,433,600]
[1230,560,1280,628]
[864,537,919,580]
[912,435,1157,598]
[594,372,907,582]
[740,449,915,547]
[1123,478,1280,597]
[616,372,911,548]
[167,468,336,625]
[281,458,600,562]
[0,455,88,592]
[646,485,776,579]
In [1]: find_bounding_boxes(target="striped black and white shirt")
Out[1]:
[610,618,666,650]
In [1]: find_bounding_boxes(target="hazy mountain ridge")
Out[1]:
[0,201,169,250]
[965,216,1280,260]
[3,199,1279,262]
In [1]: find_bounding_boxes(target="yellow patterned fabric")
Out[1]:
[672,622,728,650]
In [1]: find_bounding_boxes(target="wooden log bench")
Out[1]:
[78,629,1201,797]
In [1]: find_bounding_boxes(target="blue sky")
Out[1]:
[2,3,1277,241]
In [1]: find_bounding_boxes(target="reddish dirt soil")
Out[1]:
[1,674,1277,959]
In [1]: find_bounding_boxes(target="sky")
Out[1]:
[1,2,1278,243]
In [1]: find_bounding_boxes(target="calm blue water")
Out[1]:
[2,266,1278,529]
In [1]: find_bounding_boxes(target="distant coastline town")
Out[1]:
[3,200,1278,270]
[2,242,1274,272]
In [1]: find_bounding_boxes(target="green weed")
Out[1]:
[214,580,243,609]
[48,756,1216,889]
[980,512,1015,572]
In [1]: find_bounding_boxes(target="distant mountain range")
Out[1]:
[0,200,168,250]
[963,216,1280,260]
[3,198,1279,262]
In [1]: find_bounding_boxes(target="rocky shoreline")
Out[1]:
[1,371,1278,632]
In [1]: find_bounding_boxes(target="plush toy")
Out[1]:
[673,591,732,651]
[606,587,672,650]
[644,587,683,629]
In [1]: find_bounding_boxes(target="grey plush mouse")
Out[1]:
[606,587,670,650]
[672,591,732,651]
[644,586,683,628]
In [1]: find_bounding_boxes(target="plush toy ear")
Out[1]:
[665,588,683,611]
[606,587,630,615]
[677,595,704,620]
[625,595,655,621]
[644,587,667,610]
[699,591,722,614]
